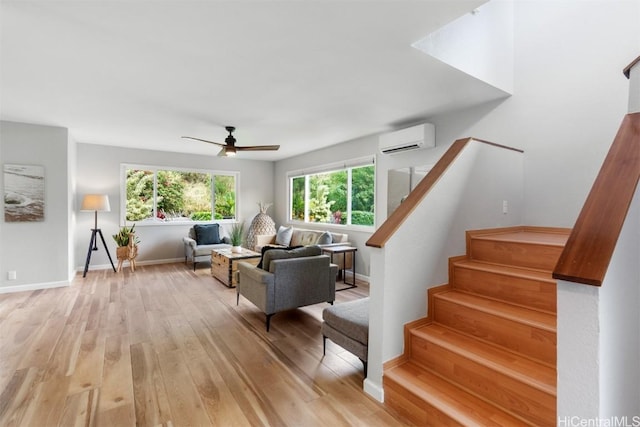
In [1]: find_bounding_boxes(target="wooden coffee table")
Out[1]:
[211,248,261,287]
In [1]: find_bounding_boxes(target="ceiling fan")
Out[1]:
[182,126,280,157]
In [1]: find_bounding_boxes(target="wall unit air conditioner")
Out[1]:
[379,123,435,155]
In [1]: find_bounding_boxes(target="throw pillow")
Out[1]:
[261,245,321,272]
[316,231,332,245]
[257,245,283,269]
[275,226,293,246]
[258,245,303,269]
[194,224,221,245]
[295,231,318,246]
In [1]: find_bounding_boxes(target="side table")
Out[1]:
[321,245,357,290]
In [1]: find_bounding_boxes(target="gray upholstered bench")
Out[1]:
[322,297,369,375]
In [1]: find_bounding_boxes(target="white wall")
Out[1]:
[557,185,640,421]
[364,141,524,400]
[599,184,640,418]
[412,0,514,94]
[427,1,638,228]
[557,281,601,419]
[0,121,73,290]
[76,143,274,271]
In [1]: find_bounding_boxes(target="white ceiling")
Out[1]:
[0,0,508,161]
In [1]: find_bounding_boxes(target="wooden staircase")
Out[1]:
[384,226,570,426]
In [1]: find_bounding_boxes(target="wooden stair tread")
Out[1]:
[385,226,560,426]
[453,259,556,281]
[385,362,530,426]
[470,230,569,247]
[413,323,556,395]
[435,291,556,331]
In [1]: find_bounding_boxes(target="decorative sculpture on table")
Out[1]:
[246,202,275,251]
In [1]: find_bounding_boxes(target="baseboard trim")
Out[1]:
[76,257,185,273]
[355,272,369,282]
[363,378,384,402]
[0,279,70,294]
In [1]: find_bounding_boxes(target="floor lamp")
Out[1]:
[81,194,116,277]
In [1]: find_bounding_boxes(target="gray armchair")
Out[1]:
[237,246,337,331]
[183,224,231,270]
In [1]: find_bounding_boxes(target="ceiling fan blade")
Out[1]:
[235,145,280,151]
[181,136,225,147]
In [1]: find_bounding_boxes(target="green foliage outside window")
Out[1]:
[126,169,153,221]
[124,166,236,222]
[351,166,375,226]
[290,164,374,226]
[214,176,236,219]
[291,177,305,221]
[308,179,335,223]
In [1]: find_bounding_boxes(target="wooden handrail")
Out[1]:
[366,138,523,248]
[623,55,640,79]
[553,113,640,286]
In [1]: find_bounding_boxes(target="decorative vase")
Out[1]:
[246,202,276,251]
[231,245,243,253]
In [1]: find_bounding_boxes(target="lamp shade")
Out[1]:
[81,194,111,212]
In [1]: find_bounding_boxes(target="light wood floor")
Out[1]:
[0,263,404,426]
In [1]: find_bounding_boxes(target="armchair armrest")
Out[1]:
[238,261,274,285]
[237,261,275,313]
[183,236,197,250]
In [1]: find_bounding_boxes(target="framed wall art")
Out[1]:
[4,164,45,222]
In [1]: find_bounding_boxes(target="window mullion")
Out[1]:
[346,168,353,225]
[153,171,158,219]
[304,175,310,223]
[211,174,216,220]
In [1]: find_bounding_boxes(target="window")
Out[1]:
[289,159,374,228]
[122,165,238,223]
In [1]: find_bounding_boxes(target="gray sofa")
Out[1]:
[183,224,231,270]
[237,246,337,331]
[254,226,353,270]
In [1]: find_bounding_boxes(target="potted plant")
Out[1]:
[229,221,244,253]
[112,223,140,260]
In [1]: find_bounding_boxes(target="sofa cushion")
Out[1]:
[194,224,221,245]
[317,231,332,245]
[291,230,320,246]
[275,226,293,246]
[262,245,322,272]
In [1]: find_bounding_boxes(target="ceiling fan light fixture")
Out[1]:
[183,125,278,157]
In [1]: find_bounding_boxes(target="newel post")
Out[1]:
[624,56,640,113]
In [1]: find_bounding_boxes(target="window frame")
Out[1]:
[287,156,375,231]
[120,163,240,226]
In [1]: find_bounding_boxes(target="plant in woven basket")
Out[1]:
[112,224,140,247]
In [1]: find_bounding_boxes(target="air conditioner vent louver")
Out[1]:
[379,123,435,155]
[381,143,424,154]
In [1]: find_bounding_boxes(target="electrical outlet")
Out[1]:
[7,271,17,280]
[502,200,508,214]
